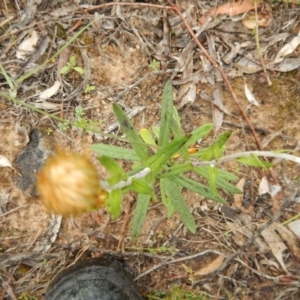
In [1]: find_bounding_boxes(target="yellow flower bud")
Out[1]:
[37,150,108,216]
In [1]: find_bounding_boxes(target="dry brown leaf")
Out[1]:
[199,0,263,25]
[244,81,260,106]
[39,80,61,100]
[16,30,39,60]
[272,222,300,260]
[261,223,288,272]
[274,29,300,64]
[287,219,300,239]
[212,85,224,136]
[194,255,224,276]
[234,177,253,214]
[241,4,272,30]
[258,176,282,198]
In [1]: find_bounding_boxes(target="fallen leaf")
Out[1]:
[0,155,13,169]
[261,223,288,273]
[272,57,300,72]
[16,30,39,60]
[199,0,263,25]
[258,176,282,198]
[287,219,300,239]
[194,255,224,276]
[274,29,300,64]
[242,7,272,29]
[212,85,224,136]
[273,222,300,260]
[234,177,254,214]
[39,80,61,100]
[31,101,60,110]
[244,81,260,106]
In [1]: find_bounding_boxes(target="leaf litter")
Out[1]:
[1,0,300,299]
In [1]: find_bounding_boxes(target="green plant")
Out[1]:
[84,84,96,93]
[45,127,53,135]
[91,81,243,240]
[60,55,84,76]
[58,106,101,132]
[149,59,160,72]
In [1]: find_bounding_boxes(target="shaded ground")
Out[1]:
[1,0,300,299]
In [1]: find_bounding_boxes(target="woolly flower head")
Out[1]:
[37,150,108,216]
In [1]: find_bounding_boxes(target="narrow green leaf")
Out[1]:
[113,103,149,161]
[217,168,239,181]
[216,177,242,194]
[152,126,160,139]
[98,156,127,184]
[73,66,84,75]
[159,162,193,178]
[164,179,196,234]
[132,194,151,241]
[195,165,238,182]
[211,141,222,160]
[108,189,122,219]
[179,123,213,159]
[91,144,141,161]
[170,106,183,139]
[185,123,213,149]
[60,65,70,75]
[207,165,219,196]
[194,166,241,194]
[158,81,173,147]
[172,105,181,128]
[139,128,157,152]
[131,178,155,199]
[217,131,232,148]
[69,55,76,66]
[171,175,226,203]
[144,135,190,176]
[160,178,175,218]
[236,155,273,169]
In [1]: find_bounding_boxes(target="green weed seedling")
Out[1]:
[149,59,160,72]
[84,84,96,93]
[60,55,84,76]
[91,81,243,240]
[58,106,101,133]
